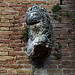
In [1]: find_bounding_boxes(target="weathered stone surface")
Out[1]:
[25,5,53,66]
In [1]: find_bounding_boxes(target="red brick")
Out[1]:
[16,56,29,60]
[63,1,72,5]
[14,40,22,43]
[16,24,24,27]
[14,16,23,19]
[48,69,61,73]
[41,5,53,12]
[10,27,19,31]
[27,4,34,8]
[17,60,31,64]
[41,5,52,9]
[62,61,71,65]
[10,35,20,40]
[0,52,8,55]
[0,60,6,64]
[0,0,3,2]
[1,11,10,15]
[72,69,75,73]
[7,60,16,64]
[0,35,9,39]
[63,69,71,73]
[14,7,22,11]
[50,60,61,64]
[30,1,46,4]
[63,74,71,75]
[10,12,19,15]
[55,1,60,4]
[0,69,7,73]
[0,39,13,43]
[1,11,18,15]
[14,47,22,51]
[71,57,75,60]
[72,61,75,65]
[0,7,14,11]
[6,74,22,75]
[1,18,9,22]
[0,47,13,51]
[0,3,8,7]
[0,44,8,47]
[22,74,29,75]
[5,64,31,69]
[9,4,26,7]
[50,65,57,68]
[9,51,26,56]
[0,23,14,27]
[4,64,17,68]
[4,0,20,3]
[19,11,26,16]
[61,48,73,51]
[4,0,29,3]
[61,16,70,23]
[72,65,75,69]
[46,1,55,5]
[59,65,72,69]
[14,7,27,11]
[61,57,72,61]
[0,15,13,19]
[62,52,70,56]
[10,20,25,23]
[46,8,52,12]
[15,31,22,35]
[9,43,25,47]
[0,11,1,14]
[1,27,9,31]
[0,64,4,67]
[10,27,25,31]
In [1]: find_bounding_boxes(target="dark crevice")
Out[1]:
[60,0,63,5]
[28,20,40,25]
[31,45,51,68]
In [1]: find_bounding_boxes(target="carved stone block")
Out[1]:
[25,5,53,67]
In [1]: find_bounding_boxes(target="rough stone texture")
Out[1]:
[0,0,75,75]
[25,5,53,66]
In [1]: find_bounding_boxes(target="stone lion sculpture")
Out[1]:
[25,5,53,67]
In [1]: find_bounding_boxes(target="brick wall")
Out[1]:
[0,0,75,75]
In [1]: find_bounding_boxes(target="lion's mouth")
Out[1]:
[28,19,40,25]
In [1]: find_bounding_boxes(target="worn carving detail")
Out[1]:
[25,5,53,67]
